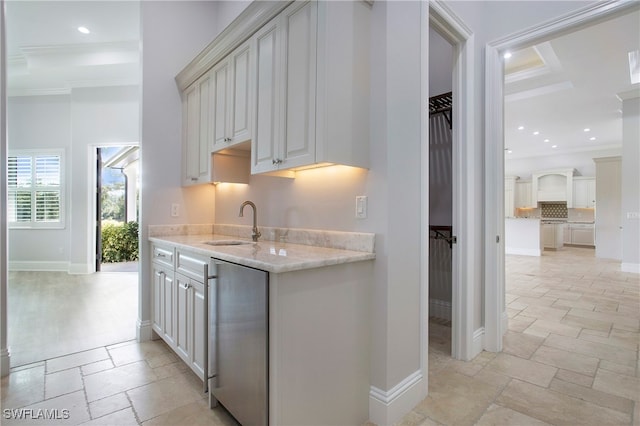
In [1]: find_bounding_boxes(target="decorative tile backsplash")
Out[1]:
[541,202,568,218]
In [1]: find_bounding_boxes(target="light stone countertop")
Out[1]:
[149,233,376,274]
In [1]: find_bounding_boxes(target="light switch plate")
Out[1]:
[355,196,367,219]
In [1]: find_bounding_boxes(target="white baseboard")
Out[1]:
[9,261,69,272]
[621,263,640,274]
[505,247,541,257]
[1,347,10,377]
[472,327,485,358]
[429,299,451,321]
[369,370,425,426]
[137,320,154,342]
[68,263,93,275]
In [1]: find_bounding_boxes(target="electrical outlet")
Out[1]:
[171,203,180,217]
[355,196,367,219]
[627,212,640,220]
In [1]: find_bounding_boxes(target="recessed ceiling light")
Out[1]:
[552,145,558,148]
[533,131,539,135]
[583,128,591,132]
[78,26,90,34]
[544,139,550,143]
[590,137,596,141]
[503,52,512,59]
[517,126,524,130]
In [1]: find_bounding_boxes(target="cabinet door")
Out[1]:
[182,73,213,186]
[586,179,596,207]
[229,41,253,145]
[162,269,177,346]
[191,280,206,380]
[563,224,571,244]
[152,263,167,335]
[279,0,317,169]
[252,20,281,174]
[212,60,231,151]
[504,188,514,218]
[175,274,191,363]
[571,226,595,246]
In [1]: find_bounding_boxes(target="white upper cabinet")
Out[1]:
[182,71,214,186]
[212,40,254,152]
[515,180,533,208]
[573,177,596,208]
[252,0,370,175]
[532,169,575,206]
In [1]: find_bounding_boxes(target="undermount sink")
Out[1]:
[204,240,253,246]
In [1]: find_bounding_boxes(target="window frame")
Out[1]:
[8,149,66,230]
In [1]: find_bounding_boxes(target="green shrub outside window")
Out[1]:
[102,221,139,263]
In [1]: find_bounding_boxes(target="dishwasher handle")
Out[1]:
[203,264,217,395]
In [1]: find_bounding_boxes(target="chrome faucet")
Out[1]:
[239,201,261,242]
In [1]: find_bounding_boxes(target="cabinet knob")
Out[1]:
[190,177,198,182]
[272,158,283,165]
[182,283,191,290]
[224,137,232,143]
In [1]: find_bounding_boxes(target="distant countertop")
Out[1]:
[149,234,376,274]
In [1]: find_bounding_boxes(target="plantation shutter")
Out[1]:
[8,152,63,226]
[8,155,33,222]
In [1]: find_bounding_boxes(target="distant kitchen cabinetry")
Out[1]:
[252,0,370,175]
[177,0,371,181]
[532,169,576,206]
[542,223,564,250]
[572,177,596,208]
[567,223,595,246]
[515,179,533,208]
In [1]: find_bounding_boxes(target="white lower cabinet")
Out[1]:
[569,223,595,246]
[151,243,208,381]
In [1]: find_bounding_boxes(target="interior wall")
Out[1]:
[621,96,640,271]
[7,95,72,267]
[138,0,224,339]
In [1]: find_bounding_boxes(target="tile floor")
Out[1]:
[399,247,639,426]
[2,247,638,425]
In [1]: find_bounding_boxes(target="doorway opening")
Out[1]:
[95,145,140,273]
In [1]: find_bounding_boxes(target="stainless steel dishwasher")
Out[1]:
[208,259,269,425]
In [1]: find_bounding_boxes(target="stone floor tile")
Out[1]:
[599,359,637,377]
[46,348,110,374]
[393,410,427,426]
[45,367,83,399]
[568,307,640,331]
[554,369,594,387]
[550,377,634,414]
[89,393,131,420]
[525,318,582,338]
[81,359,115,376]
[578,328,640,351]
[141,398,236,426]
[521,305,569,321]
[486,353,557,387]
[502,331,545,359]
[413,369,501,426]
[507,315,537,333]
[127,372,204,422]
[593,369,640,402]
[496,379,630,426]
[544,334,637,367]
[84,360,158,402]
[108,341,173,367]
[80,407,139,426]
[1,364,45,410]
[474,403,551,426]
[552,298,596,310]
[2,390,90,426]
[531,345,599,376]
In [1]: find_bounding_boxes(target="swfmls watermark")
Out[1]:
[3,408,71,421]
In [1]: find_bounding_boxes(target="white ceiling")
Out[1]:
[504,9,640,160]
[5,1,140,96]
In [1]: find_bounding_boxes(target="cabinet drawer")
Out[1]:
[152,244,175,268]
[176,249,209,282]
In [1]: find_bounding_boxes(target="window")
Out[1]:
[8,150,65,229]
